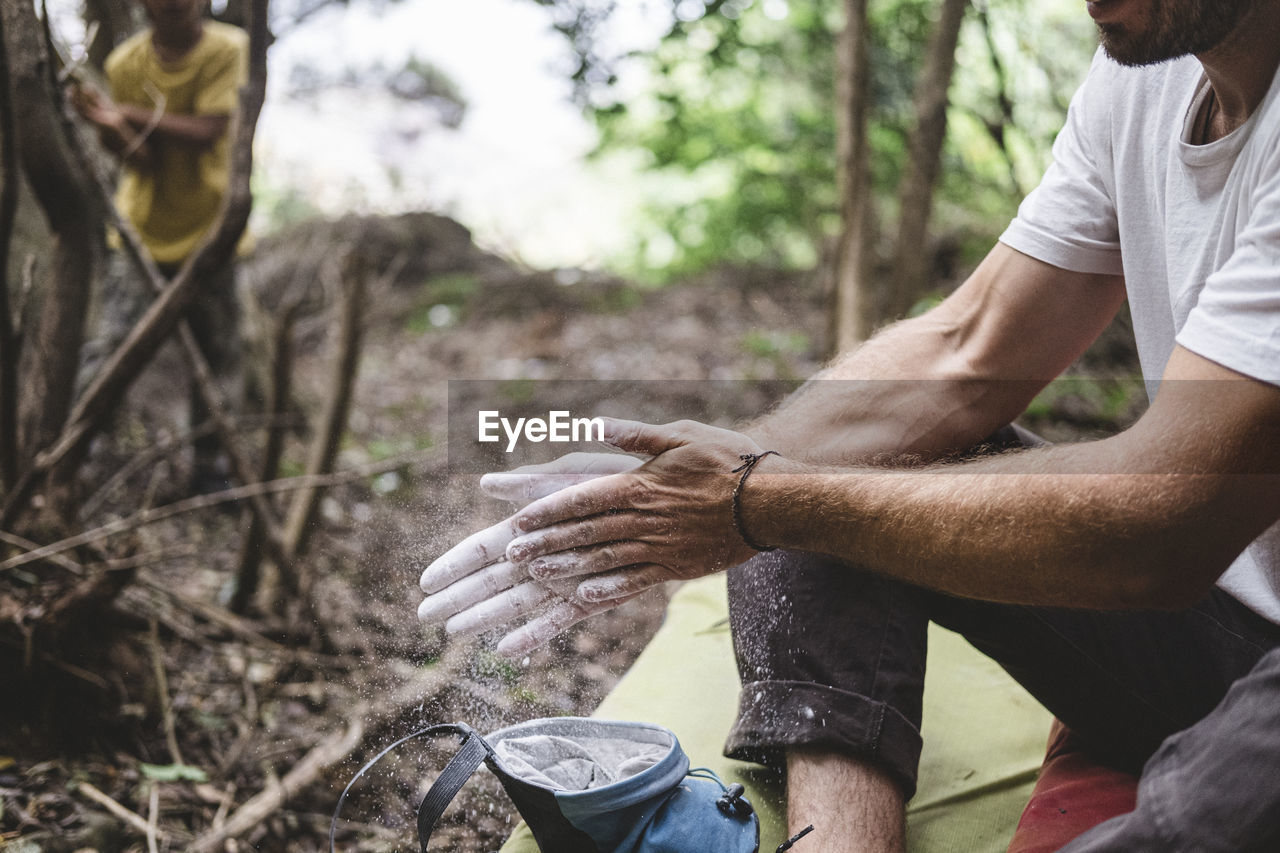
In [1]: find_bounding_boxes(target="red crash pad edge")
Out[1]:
[1006,720,1139,853]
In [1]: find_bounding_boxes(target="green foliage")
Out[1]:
[741,329,811,380]
[405,273,480,333]
[535,0,1096,280]
[598,0,842,277]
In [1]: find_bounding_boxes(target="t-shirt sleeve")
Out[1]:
[999,50,1124,277]
[193,32,249,116]
[1177,145,1280,386]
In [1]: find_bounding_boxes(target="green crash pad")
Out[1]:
[500,574,1050,852]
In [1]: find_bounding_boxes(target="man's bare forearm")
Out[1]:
[745,315,1026,465]
[744,349,1280,609]
[746,246,1125,465]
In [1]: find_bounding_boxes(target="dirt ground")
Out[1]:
[0,213,1142,852]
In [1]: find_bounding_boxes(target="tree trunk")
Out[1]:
[889,0,969,319]
[83,0,137,71]
[1,0,100,475]
[830,0,875,355]
[0,9,19,491]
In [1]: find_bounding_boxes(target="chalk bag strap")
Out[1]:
[329,722,494,853]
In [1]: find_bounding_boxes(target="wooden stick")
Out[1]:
[146,783,160,853]
[281,249,367,589]
[0,450,436,572]
[187,643,472,852]
[149,617,185,766]
[77,781,168,840]
[0,528,82,574]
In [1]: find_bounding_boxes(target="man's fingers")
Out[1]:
[444,581,560,637]
[494,592,641,659]
[507,512,660,564]
[419,516,521,593]
[601,418,700,457]
[513,474,632,534]
[481,453,647,502]
[576,565,671,603]
[417,560,527,625]
[524,542,657,581]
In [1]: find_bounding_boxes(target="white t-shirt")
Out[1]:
[1000,49,1280,623]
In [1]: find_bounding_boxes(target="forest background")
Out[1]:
[0,1,1137,850]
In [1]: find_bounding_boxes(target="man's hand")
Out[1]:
[418,451,647,657]
[501,418,768,603]
[418,419,771,656]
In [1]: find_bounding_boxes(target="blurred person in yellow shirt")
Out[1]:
[73,0,248,493]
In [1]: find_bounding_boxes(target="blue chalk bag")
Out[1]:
[329,716,813,852]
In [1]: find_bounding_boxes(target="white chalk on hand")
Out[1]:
[419,516,521,594]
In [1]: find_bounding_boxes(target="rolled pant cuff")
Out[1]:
[724,679,923,800]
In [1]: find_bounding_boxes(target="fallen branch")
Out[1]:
[149,617,185,766]
[0,528,82,574]
[79,412,303,520]
[186,713,366,853]
[1,449,437,572]
[145,782,160,853]
[76,781,171,842]
[187,642,472,853]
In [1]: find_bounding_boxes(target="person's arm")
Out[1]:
[746,242,1127,463]
[117,103,229,148]
[752,346,1280,609]
[70,82,156,168]
[512,347,1280,616]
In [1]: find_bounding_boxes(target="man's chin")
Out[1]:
[1098,25,1183,67]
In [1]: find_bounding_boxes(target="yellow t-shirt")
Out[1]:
[106,21,249,265]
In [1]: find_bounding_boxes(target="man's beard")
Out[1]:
[1098,0,1257,66]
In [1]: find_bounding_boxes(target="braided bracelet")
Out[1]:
[731,450,779,552]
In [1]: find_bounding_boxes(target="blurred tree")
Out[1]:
[82,0,137,70]
[831,0,873,349]
[887,0,967,320]
[529,0,1094,337]
[286,53,467,129]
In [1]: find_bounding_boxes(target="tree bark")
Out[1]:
[830,0,875,354]
[0,9,20,490]
[1,0,101,479]
[83,0,137,71]
[889,0,969,319]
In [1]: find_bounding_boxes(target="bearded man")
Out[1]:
[421,1,1280,849]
